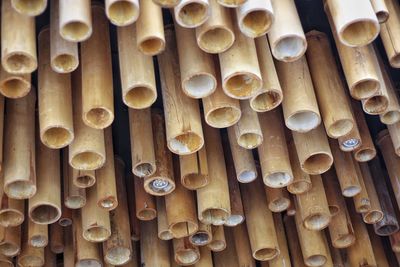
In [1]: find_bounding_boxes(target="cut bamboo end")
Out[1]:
[123,85,157,109]
[11,0,47,16]
[28,219,48,248]
[265,187,290,213]
[174,0,210,28]
[207,225,226,251]
[59,205,72,226]
[153,0,181,7]
[59,0,92,42]
[50,223,64,254]
[105,0,139,26]
[173,238,200,266]
[380,0,400,68]
[134,176,157,220]
[250,89,282,112]
[287,140,312,195]
[0,68,31,98]
[180,147,209,190]
[217,0,246,7]
[157,196,173,240]
[0,225,21,257]
[189,223,212,246]
[221,70,262,100]
[234,100,263,149]
[352,79,381,100]
[18,225,44,267]
[29,204,61,225]
[183,73,217,99]
[237,0,274,38]
[73,170,95,189]
[371,0,389,23]
[0,254,13,267]
[51,54,78,74]
[0,209,24,227]
[362,94,389,115]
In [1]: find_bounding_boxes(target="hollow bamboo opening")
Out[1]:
[288,180,312,195]
[0,210,24,227]
[224,73,262,99]
[137,208,157,221]
[123,86,156,109]
[4,53,36,74]
[342,186,361,198]
[105,247,131,266]
[363,210,384,224]
[61,22,91,42]
[250,90,282,112]
[52,54,78,73]
[340,20,379,47]
[138,38,165,56]
[74,173,95,188]
[0,242,19,257]
[303,213,331,231]
[302,153,333,174]
[273,35,307,62]
[305,255,327,267]
[5,180,36,200]
[197,27,234,54]
[265,172,292,188]
[183,74,216,99]
[254,248,279,261]
[381,110,400,125]
[375,224,399,236]
[182,173,208,190]
[175,249,200,265]
[41,127,73,149]
[144,177,175,196]
[83,227,111,243]
[354,148,376,162]
[65,196,86,209]
[286,111,320,132]
[328,119,354,138]
[107,1,139,26]
[84,107,114,129]
[169,132,203,155]
[133,163,155,178]
[30,235,47,248]
[201,209,229,226]
[30,205,60,224]
[59,218,72,227]
[363,95,389,114]
[171,222,198,239]
[0,76,30,98]
[70,152,104,171]
[218,0,246,7]
[205,106,241,128]
[153,0,180,7]
[11,0,47,16]
[237,132,263,149]
[76,260,101,267]
[352,79,380,100]
[241,10,273,37]
[237,170,257,183]
[269,198,290,213]
[177,2,208,28]
[190,231,211,246]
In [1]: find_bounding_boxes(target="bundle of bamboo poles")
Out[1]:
[0,0,400,266]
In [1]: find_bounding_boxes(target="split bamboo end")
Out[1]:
[174,1,210,28]
[133,162,157,179]
[362,94,389,115]
[106,0,140,26]
[11,0,47,16]
[222,72,263,100]
[0,73,31,99]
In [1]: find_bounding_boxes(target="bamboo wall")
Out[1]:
[0,0,400,266]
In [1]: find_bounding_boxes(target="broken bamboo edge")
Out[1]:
[233,223,256,267]
[126,174,140,241]
[153,0,181,7]
[0,66,31,98]
[50,223,64,254]
[287,140,312,194]
[63,150,86,209]
[371,0,389,23]
[0,173,24,227]
[38,27,74,149]
[180,147,209,190]
[28,219,48,248]
[159,28,204,155]
[189,222,212,246]
[233,100,262,149]
[268,0,306,62]
[134,176,157,221]
[276,56,321,132]
[118,25,157,109]
[136,0,165,56]
[236,0,274,38]
[173,237,200,266]
[18,222,44,267]
[213,227,239,266]
[388,121,400,156]
[265,187,290,213]
[105,0,139,26]
[59,0,92,42]
[174,0,210,28]
[380,0,400,68]
[1,0,37,74]
[157,196,173,240]
[207,225,226,252]
[11,0,47,16]
[140,220,170,266]
[49,0,79,73]
[0,225,21,257]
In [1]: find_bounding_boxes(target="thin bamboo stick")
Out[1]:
[213,227,239,267]
[153,0,181,7]
[134,176,157,221]
[265,187,290,213]
[50,223,64,254]
[233,223,256,267]
[28,219,48,248]
[63,150,86,209]
[140,220,171,267]
[3,89,36,199]
[18,224,44,267]
[136,0,165,56]
[207,225,226,252]
[194,246,213,267]
[283,215,308,267]
[371,0,389,23]
[380,0,400,68]
[0,173,24,227]
[233,100,262,149]
[11,0,47,16]
[236,0,274,38]
[59,0,92,42]
[268,0,306,62]
[174,0,210,28]
[388,122,400,156]
[352,101,376,162]
[0,67,31,98]
[173,237,200,266]
[189,222,212,246]
[158,28,204,155]
[157,196,173,240]
[269,213,291,267]
[1,0,37,74]
[0,225,21,257]
[360,162,383,224]
[352,158,372,213]
[105,0,139,26]
[126,174,140,241]
[287,140,312,194]
[180,147,209,190]
[50,0,78,73]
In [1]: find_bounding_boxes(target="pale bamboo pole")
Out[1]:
[50,222,64,254]
[28,219,48,248]
[140,220,171,267]
[63,150,86,209]
[63,226,73,266]
[50,0,78,73]
[173,237,200,266]
[69,68,106,171]
[352,158,372,213]
[0,254,12,267]
[213,227,239,267]
[118,26,157,109]
[134,176,157,221]
[105,0,139,26]
[269,213,291,267]
[240,178,279,261]
[144,111,176,195]
[180,147,209,190]
[59,0,92,42]
[0,67,31,98]
[352,101,376,162]
[175,23,216,99]
[380,0,400,68]
[276,56,321,132]
[287,140,312,194]
[388,122,400,156]
[38,27,74,149]
[194,246,213,267]
[360,162,383,224]
[0,173,24,227]
[158,28,204,155]
[195,0,234,54]
[157,196,173,240]
[1,0,37,74]
[0,225,21,257]
[17,224,44,267]
[126,174,140,241]
[258,108,293,187]
[267,0,306,62]
[236,0,274,38]
[81,184,111,242]
[283,215,308,267]
[81,5,114,129]
[265,187,290,213]
[197,123,231,225]
[371,0,389,23]
[233,100,262,149]
[207,225,226,252]
[153,0,181,7]
[11,0,47,16]
[136,0,165,56]
[233,223,256,267]
[174,0,210,28]
[251,36,282,112]
[189,222,212,246]
[3,89,36,199]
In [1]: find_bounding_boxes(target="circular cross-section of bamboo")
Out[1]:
[11,0,47,16]
[105,0,139,26]
[174,0,210,28]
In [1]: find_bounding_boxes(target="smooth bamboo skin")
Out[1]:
[180,147,209,190]
[50,222,64,254]
[136,0,165,56]
[227,127,257,183]
[81,185,111,242]
[158,28,204,155]
[380,0,400,68]
[283,216,308,267]
[157,197,173,240]
[240,178,279,261]
[267,0,306,62]
[194,246,213,267]
[197,124,231,225]
[388,122,400,156]
[126,174,140,241]
[287,141,312,195]
[105,0,139,26]
[141,220,171,267]
[134,176,157,221]
[11,0,47,16]
[251,36,282,112]
[213,228,239,267]
[232,223,256,267]
[173,237,200,266]
[236,0,274,38]
[276,56,321,132]
[371,0,389,23]
[233,100,262,149]
[1,0,37,74]
[0,254,13,267]
[38,28,74,149]
[118,26,157,109]
[59,0,92,42]
[18,226,44,267]
[0,173,24,227]
[265,187,290,213]
[174,0,210,28]
[50,0,78,73]
[28,219,48,248]
[258,109,293,187]
[269,214,291,267]
[81,5,114,129]
[352,101,376,162]
[207,225,226,252]
[3,84,36,200]
[63,151,86,209]
[0,66,31,98]
[353,159,372,213]
[360,162,383,224]
[153,0,181,7]
[189,222,212,246]
[0,225,21,257]
[175,24,216,99]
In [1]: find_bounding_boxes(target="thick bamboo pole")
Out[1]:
[50,0,78,73]
[134,176,157,221]
[287,140,312,194]
[268,0,306,62]
[17,224,44,267]
[276,56,321,132]
[173,237,200,266]
[269,214,291,267]
[0,254,12,267]
[174,0,210,28]
[360,162,383,224]
[371,0,389,23]
[0,173,24,227]
[194,246,213,267]
[213,228,239,267]
[240,178,279,261]
[153,0,181,7]
[380,0,400,68]
[352,101,376,162]
[118,26,157,109]
[3,89,36,199]
[189,222,212,246]
[207,225,226,252]
[81,184,111,242]
[236,0,274,38]
[11,0,47,16]
[378,59,400,125]
[50,222,64,254]
[157,196,173,240]
[63,150,86,209]
[265,187,290,213]
[233,223,256,267]
[44,247,57,267]
[28,219,48,248]
[0,225,20,257]
[233,100,262,149]
[352,159,372,213]
[258,109,293,187]
[388,122,400,156]
[180,147,209,190]
[195,0,234,54]
[140,220,171,267]
[175,23,216,99]
[126,174,140,241]
[136,0,165,56]
[0,67,31,98]
[283,215,308,267]
[59,0,92,42]
[251,36,282,112]
[158,28,204,155]
[197,123,230,225]
[1,0,37,74]
[105,0,139,26]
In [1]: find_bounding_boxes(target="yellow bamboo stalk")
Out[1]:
[371,0,389,23]
[28,219,48,248]
[283,215,308,267]
[173,237,200,266]
[265,187,290,213]
[236,0,274,38]
[63,150,86,209]
[207,225,226,252]
[157,196,173,240]
[287,140,312,195]
[174,0,210,28]
[179,147,209,190]
[233,223,256,267]
[140,220,171,267]
[0,173,24,227]
[213,227,239,267]
[380,0,400,68]
[134,176,157,221]
[59,0,92,42]
[233,100,263,149]
[360,162,383,224]
[269,213,292,267]
[0,66,31,98]
[18,221,44,267]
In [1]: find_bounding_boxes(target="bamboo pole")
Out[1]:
[81,5,114,129]
[391,232,400,253]
[140,220,171,267]
[337,120,362,152]
[265,187,290,213]
[251,36,283,112]
[232,223,256,267]
[0,254,12,267]
[180,147,209,190]
[157,196,173,240]
[59,0,92,42]
[367,226,390,267]
[352,158,372,213]
[173,237,200,266]
[189,222,212,246]
[240,178,279,261]
[134,175,157,220]
[69,68,106,171]
[236,0,274,38]
[276,56,321,132]
[44,246,57,267]
[217,0,246,7]
[232,100,262,149]
[269,213,291,267]
[195,0,234,54]
[105,0,139,26]
[388,122,400,156]
[0,67,31,98]
[72,169,95,189]
[17,225,44,267]
[3,89,36,199]
[283,215,308,267]
[59,204,72,227]
[158,28,204,155]
[380,0,400,68]
[287,140,312,194]
[11,0,47,16]
[63,150,86,209]
[0,225,20,257]
[136,0,165,56]
[81,184,111,242]
[63,226,73,266]
[126,174,140,241]
[286,194,297,217]
[267,0,306,62]
[0,173,24,227]
[174,0,210,28]
[352,101,376,162]
[50,222,64,254]
[371,0,389,23]
[258,108,293,187]
[153,0,181,7]
[175,23,216,99]
[0,95,3,172]
[118,26,157,109]
[28,219,48,248]
[197,123,231,225]
[38,28,74,149]
[1,0,37,74]
[194,246,213,267]
[213,227,239,267]
[207,225,226,252]
[326,237,345,267]
[360,162,383,224]
[50,0,78,73]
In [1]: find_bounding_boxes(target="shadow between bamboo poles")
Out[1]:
[156,196,173,241]
[207,225,226,252]
[180,146,209,190]
[28,218,48,248]
[153,0,181,7]
[126,174,140,241]
[189,222,212,246]
[134,175,157,221]
[118,26,157,109]
[59,0,92,42]
[371,0,389,23]
[232,223,256,267]
[173,237,200,266]
[236,0,274,38]
[49,0,78,74]
[388,122,400,156]
[283,215,308,267]
[11,0,47,16]
[174,0,210,28]
[0,254,12,267]
[287,140,312,195]
[0,225,21,257]
[1,0,37,74]
[0,172,24,227]
[50,222,64,254]
[62,150,86,209]
[18,219,44,267]
[213,227,239,267]
[63,226,74,266]
[352,158,372,213]
[265,187,290,213]
[233,100,263,149]
[140,220,171,266]
[380,0,400,68]
[0,67,31,98]
[105,0,139,26]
